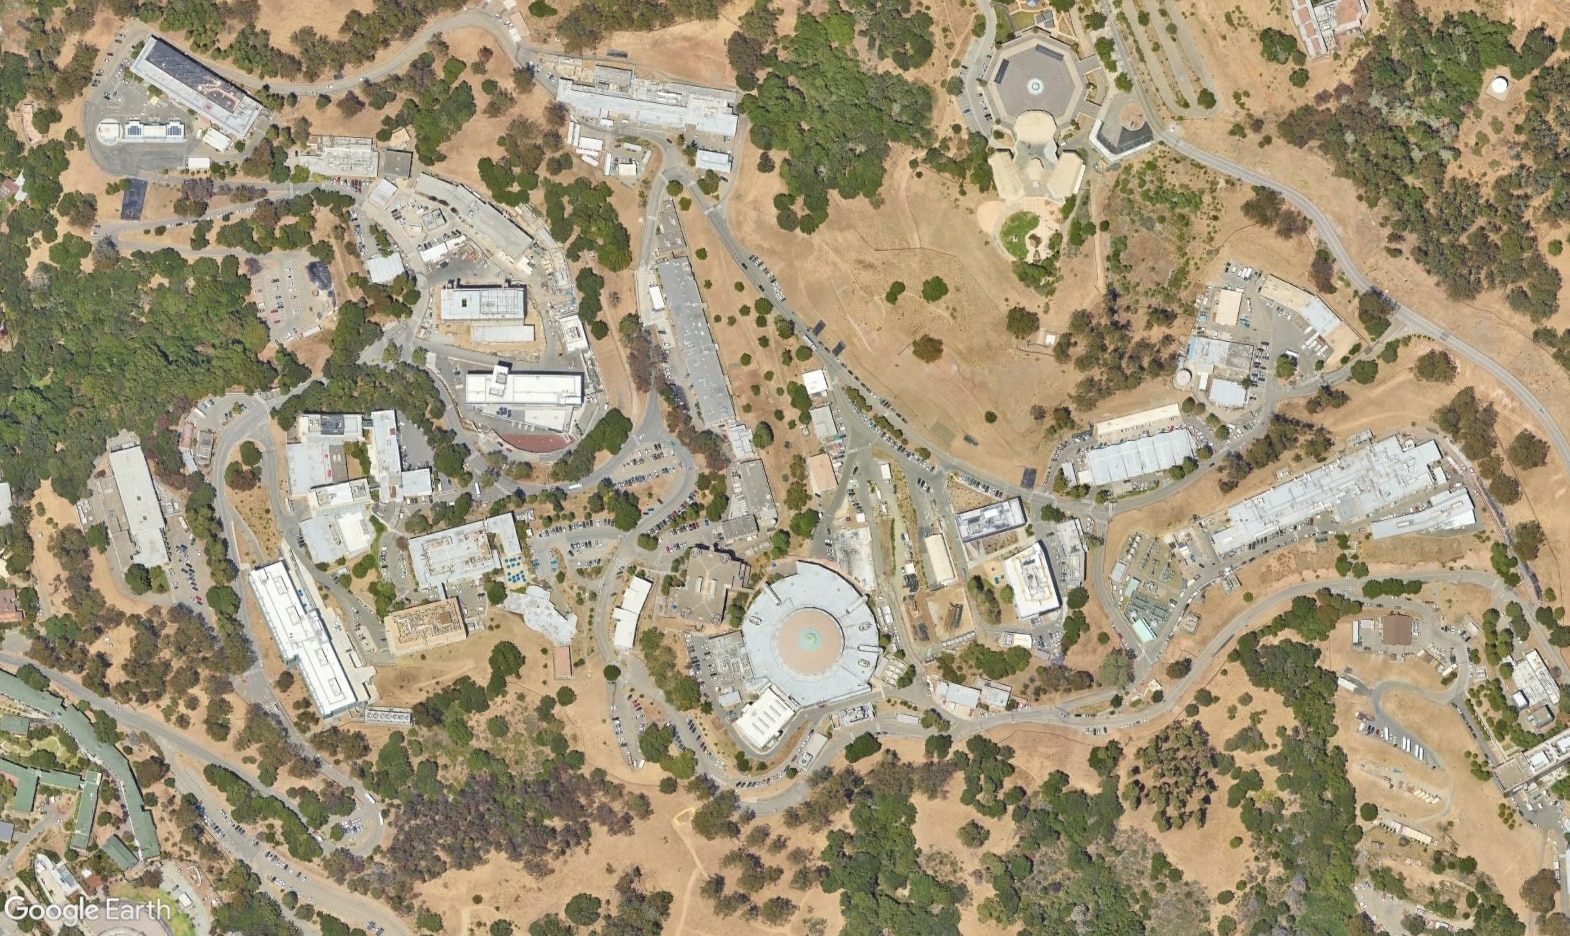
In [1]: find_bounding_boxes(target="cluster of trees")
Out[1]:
[1239,186,1310,239]
[638,627,702,711]
[1434,387,1528,504]
[1053,293,1182,410]
[1414,349,1459,382]
[1278,5,1562,321]
[1126,720,1222,830]
[1218,415,1328,493]
[554,0,722,51]
[737,9,934,233]
[542,178,634,272]
[202,764,323,861]
[550,408,633,483]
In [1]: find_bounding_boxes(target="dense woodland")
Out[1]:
[1279,3,1563,321]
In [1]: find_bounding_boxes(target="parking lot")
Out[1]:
[253,254,332,345]
[84,30,198,176]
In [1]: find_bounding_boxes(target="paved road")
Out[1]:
[0,652,396,928]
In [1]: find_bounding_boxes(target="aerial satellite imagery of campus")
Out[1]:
[4,0,1570,933]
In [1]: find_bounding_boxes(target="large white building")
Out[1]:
[1211,436,1445,555]
[1002,540,1060,619]
[107,445,168,568]
[463,364,585,431]
[129,37,266,140]
[955,498,1027,543]
[247,560,360,716]
[407,514,524,591]
[1083,429,1196,485]
[439,284,528,322]
[612,575,653,650]
[734,685,797,751]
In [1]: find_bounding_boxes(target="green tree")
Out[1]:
[1005,306,1040,339]
[920,276,949,302]
[125,563,152,595]
[844,732,882,762]
[1413,349,1458,382]
[912,335,944,363]
[564,894,602,927]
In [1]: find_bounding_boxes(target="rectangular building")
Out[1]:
[695,148,733,174]
[611,575,653,650]
[809,405,840,442]
[407,514,522,590]
[297,135,379,179]
[1050,519,1087,589]
[369,409,404,499]
[656,256,736,428]
[925,533,956,587]
[955,498,1027,543]
[1002,540,1061,618]
[464,365,585,408]
[555,77,739,138]
[439,284,528,322]
[1093,403,1183,440]
[1214,288,1243,327]
[129,37,266,139]
[413,174,534,268]
[285,442,340,494]
[247,561,359,716]
[1368,488,1476,539]
[1514,650,1561,709]
[107,445,168,568]
[1084,429,1196,485]
[384,598,468,655]
[1211,436,1444,555]
[1209,378,1248,409]
[735,685,797,751]
[365,253,406,285]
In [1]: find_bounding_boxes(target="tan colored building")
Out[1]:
[385,598,467,655]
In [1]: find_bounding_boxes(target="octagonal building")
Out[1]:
[985,34,1085,129]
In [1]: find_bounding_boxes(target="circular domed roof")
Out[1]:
[985,35,1085,127]
[775,608,845,679]
[1015,110,1058,146]
[1174,368,1193,388]
[1489,75,1510,95]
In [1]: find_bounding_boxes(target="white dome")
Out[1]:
[1489,76,1510,95]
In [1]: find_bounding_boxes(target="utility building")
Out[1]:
[129,37,266,139]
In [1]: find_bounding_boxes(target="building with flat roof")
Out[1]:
[285,441,343,494]
[1214,288,1243,327]
[299,509,375,565]
[365,253,406,285]
[299,412,363,444]
[439,283,528,322]
[307,479,371,514]
[248,560,360,716]
[464,365,585,407]
[555,76,739,137]
[407,514,522,590]
[107,445,168,568]
[413,174,535,268]
[0,481,11,526]
[1050,519,1086,589]
[925,533,957,587]
[802,369,830,397]
[384,598,468,655]
[129,37,266,139]
[1513,650,1561,709]
[739,563,881,708]
[1259,274,1345,345]
[1209,378,1248,409]
[1002,540,1060,619]
[1369,487,1476,539]
[1185,335,1255,377]
[612,575,653,650]
[505,585,578,645]
[1084,429,1196,485]
[298,135,379,178]
[809,405,840,442]
[1211,436,1444,554]
[657,255,736,428]
[695,149,733,174]
[807,452,837,496]
[1093,403,1183,440]
[670,548,744,625]
[935,679,983,717]
[955,498,1027,542]
[735,685,798,751]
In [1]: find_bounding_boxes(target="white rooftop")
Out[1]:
[1093,403,1182,440]
[248,560,359,716]
[611,575,653,650]
[464,367,585,407]
[1368,487,1476,540]
[504,585,578,646]
[439,284,527,321]
[801,369,830,396]
[955,498,1027,542]
[1003,540,1060,619]
[1083,429,1195,485]
[1212,436,1445,555]
[734,684,797,751]
[107,445,168,568]
[407,513,522,590]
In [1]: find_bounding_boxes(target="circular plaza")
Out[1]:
[741,563,881,707]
